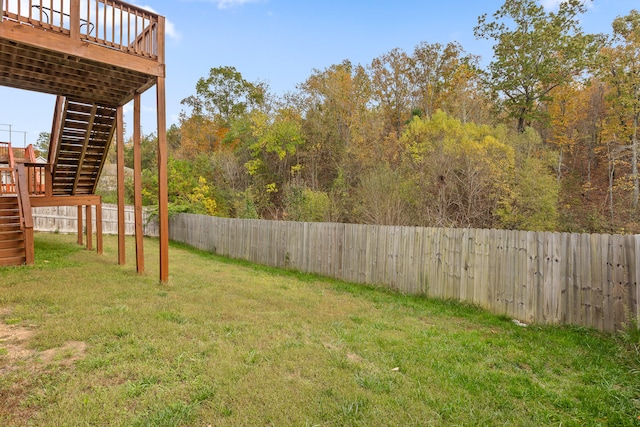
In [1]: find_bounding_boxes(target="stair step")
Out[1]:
[0,239,24,250]
[0,216,20,224]
[0,246,25,258]
[0,230,23,241]
[0,256,26,267]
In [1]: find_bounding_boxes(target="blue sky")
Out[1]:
[0,0,637,146]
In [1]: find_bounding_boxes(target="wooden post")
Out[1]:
[157,76,169,283]
[117,106,125,265]
[70,0,80,40]
[96,202,103,255]
[86,204,93,251]
[133,92,144,274]
[77,205,83,245]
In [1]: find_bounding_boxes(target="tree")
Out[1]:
[410,41,473,119]
[400,111,514,228]
[601,10,640,210]
[35,131,50,156]
[369,48,413,136]
[181,66,266,127]
[297,60,371,189]
[474,0,600,132]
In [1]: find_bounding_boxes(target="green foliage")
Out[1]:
[474,0,601,132]
[181,65,265,127]
[231,189,259,219]
[284,185,330,222]
[496,128,560,230]
[400,111,514,228]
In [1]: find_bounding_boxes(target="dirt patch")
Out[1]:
[0,312,87,374]
[0,322,37,373]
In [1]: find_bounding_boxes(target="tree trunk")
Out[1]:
[632,112,639,209]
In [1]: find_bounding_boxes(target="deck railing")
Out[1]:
[1,0,160,59]
[0,166,15,194]
[15,164,35,265]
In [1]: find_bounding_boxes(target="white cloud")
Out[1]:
[212,0,265,10]
[137,4,181,40]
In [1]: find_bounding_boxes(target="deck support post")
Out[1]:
[157,75,169,283]
[86,204,93,251]
[77,205,83,245]
[117,106,126,265]
[96,202,103,255]
[133,92,144,274]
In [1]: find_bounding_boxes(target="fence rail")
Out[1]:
[167,214,639,333]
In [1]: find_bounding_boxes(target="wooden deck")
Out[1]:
[0,0,164,105]
[0,0,169,281]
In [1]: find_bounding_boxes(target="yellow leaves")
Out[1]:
[244,159,262,176]
[266,183,278,193]
[186,176,217,216]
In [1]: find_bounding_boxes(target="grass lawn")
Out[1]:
[0,232,639,426]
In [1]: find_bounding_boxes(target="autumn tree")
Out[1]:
[297,60,371,189]
[474,0,600,132]
[400,111,514,228]
[409,41,482,120]
[369,48,413,136]
[178,66,268,159]
[601,10,640,210]
[181,66,266,127]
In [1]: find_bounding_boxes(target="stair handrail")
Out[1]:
[14,164,34,265]
[49,95,65,169]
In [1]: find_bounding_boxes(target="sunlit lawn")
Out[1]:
[0,232,639,426]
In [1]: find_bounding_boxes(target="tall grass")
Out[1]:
[0,233,638,426]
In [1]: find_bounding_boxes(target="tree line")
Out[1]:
[117,0,640,234]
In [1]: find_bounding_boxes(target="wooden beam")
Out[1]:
[117,106,126,265]
[77,205,83,246]
[157,77,169,283]
[29,195,102,207]
[133,93,145,274]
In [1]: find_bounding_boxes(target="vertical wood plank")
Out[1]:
[116,105,125,265]
[85,204,92,251]
[96,202,103,255]
[77,205,83,245]
[133,92,144,274]
[156,76,169,283]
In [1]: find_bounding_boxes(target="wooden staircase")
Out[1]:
[0,195,26,266]
[51,98,117,195]
[0,97,117,267]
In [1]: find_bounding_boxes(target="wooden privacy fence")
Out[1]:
[168,214,640,333]
[32,203,157,236]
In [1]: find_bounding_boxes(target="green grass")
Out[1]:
[0,232,639,426]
